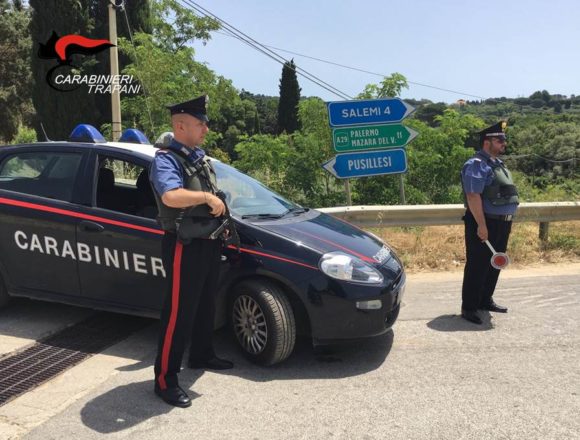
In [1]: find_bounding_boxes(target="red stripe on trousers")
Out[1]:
[157,241,183,390]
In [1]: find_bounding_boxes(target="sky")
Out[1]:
[188,0,580,103]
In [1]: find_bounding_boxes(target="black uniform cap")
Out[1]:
[166,95,209,122]
[479,121,507,144]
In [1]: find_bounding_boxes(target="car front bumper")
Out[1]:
[308,272,406,344]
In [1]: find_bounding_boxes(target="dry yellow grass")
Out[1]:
[370,221,580,273]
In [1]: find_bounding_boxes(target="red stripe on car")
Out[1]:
[0,197,163,235]
[289,228,375,263]
[226,245,317,270]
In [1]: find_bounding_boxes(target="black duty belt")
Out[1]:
[485,213,514,221]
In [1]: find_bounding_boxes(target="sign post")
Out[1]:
[323,97,417,205]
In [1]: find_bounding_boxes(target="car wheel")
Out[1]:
[230,280,296,366]
[0,274,10,309]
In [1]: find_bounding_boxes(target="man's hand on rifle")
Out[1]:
[206,193,226,217]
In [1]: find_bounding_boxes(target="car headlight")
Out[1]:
[319,252,384,284]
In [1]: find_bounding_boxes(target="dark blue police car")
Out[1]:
[0,125,406,365]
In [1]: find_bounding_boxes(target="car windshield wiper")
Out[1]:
[241,213,287,219]
[286,207,309,215]
[241,208,309,220]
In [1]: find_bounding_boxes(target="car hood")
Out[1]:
[251,210,391,266]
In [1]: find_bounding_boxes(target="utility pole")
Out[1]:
[344,179,352,206]
[398,173,406,204]
[108,1,124,141]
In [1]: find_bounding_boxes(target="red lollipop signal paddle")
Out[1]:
[484,240,510,270]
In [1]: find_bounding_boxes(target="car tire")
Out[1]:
[0,274,10,309]
[230,279,296,366]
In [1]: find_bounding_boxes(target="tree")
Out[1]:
[231,97,348,207]
[118,32,215,139]
[277,59,301,134]
[354,73,410,204]
[29,0,99,140]
[508,121,580,182]
[150,0,218,52]
[233,134,293,195]
[357,72,408,99]
[291,98,345,206]
[241,91,278,134]
[0,0,33,142]
[413,102,448,127]
[514,97,530,107]
[530,90,552,105]
[118,34,249,162]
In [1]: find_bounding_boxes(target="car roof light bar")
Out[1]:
[118,128,150,145]
[68,124,106,143]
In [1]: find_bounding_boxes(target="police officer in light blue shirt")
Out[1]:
[149,132,208,199]
[460,121,519,325]
[149,95,233,409]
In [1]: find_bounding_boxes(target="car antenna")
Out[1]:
[40,123,52,142]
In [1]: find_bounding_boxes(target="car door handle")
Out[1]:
[79,220,105,232]
[221,255,227,262]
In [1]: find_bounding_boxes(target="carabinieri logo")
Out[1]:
[38,31,141,94]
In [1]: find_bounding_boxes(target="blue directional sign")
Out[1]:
[322,148,408,179]
[327,98,415,127]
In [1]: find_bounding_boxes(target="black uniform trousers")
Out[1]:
[462,210,512,311]
[154,232,222,390]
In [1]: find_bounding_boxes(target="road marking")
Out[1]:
[516,294,545,304]
[546,301,579,307]
[536,296,570,304]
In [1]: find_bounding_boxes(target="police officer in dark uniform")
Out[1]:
[461,121,519,325]
[150,95,233,408]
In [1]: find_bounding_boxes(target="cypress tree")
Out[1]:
[0,0,33,141]
[277,59,301,134]
[29,0,151,140]
[29,0,98,140]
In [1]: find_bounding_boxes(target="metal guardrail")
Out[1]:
[317,202,580,228]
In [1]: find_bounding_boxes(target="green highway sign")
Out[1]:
[332,124,418,152]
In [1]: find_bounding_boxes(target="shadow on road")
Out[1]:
[427,312,493,332]
[80,327,394,434]
[117,325,394,381]
[215,329,394,382]
[80,375,203,434]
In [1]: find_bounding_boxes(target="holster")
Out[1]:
[175,204,222,244]
[176,216,223,244]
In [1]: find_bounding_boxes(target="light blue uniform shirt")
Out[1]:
[149,139,206,197]
[461,150,517,216]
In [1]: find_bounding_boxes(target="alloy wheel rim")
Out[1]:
[233,295,268,354]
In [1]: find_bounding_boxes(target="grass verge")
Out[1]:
[371,221,580,273]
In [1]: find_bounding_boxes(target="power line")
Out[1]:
[261,43,486,100]
[178,0,353,100]
[214,30,486,101]
[503,153,577,164]
[180,0,352,99]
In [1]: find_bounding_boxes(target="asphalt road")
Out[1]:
[1,263,579,440]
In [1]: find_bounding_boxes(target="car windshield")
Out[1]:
[212,161,300,218]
